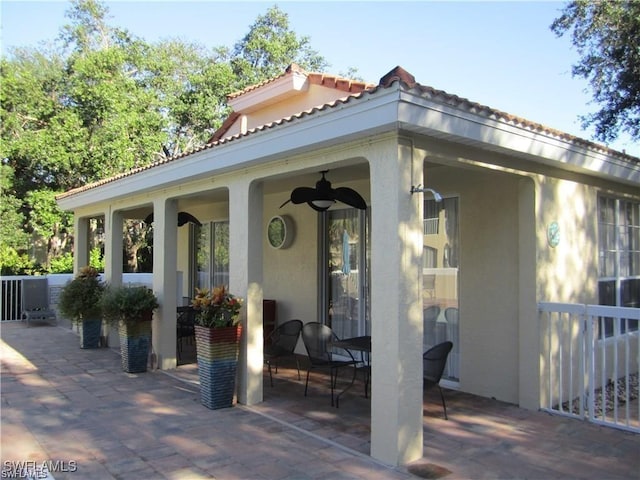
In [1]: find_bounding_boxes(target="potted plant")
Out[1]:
[192,285,243,409]
[58,266,105,349]
[101,284,159,373]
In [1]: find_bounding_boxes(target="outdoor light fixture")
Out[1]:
[280,171,367,212]
[410,185,443,202]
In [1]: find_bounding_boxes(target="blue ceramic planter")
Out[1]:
[118,321,151,373]
[80,318,102,349]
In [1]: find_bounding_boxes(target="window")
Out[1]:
[597,196,640,337]
[195,221,229,291]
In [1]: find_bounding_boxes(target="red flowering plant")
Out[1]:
[191,285,243,328]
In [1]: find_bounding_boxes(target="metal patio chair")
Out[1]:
[423,340,454,419]
[264,319,303,387]
[301,322,357,407]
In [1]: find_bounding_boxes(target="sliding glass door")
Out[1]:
[423,197,460,381]
[321,208,370,339]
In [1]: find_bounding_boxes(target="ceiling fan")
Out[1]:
[280,171,367,212]
[144,212,202,227]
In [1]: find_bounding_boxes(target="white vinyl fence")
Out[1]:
[539,302,640,433]
[1,274,153,322]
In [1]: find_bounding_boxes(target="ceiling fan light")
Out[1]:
[311,199,334,210]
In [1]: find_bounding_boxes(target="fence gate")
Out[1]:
[539,303,640,433]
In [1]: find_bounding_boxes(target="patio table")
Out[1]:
[330,335,371,398]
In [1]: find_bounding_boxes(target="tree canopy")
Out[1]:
[0,0,331,273]
[551,0,640,144]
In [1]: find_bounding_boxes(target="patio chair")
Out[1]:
[423,305,441,347]
[301,322,357,407]
[21,278,57,327]
[423,341,453,419]
[176,306,196,361]
[264,319,303,387]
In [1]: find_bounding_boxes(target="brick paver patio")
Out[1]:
[2,321,639,479]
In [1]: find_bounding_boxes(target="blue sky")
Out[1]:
[1,0,638,157]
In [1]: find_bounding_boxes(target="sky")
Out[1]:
[1,0,638,157]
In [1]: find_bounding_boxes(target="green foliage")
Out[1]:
[231,5,328,86]
[0,245,36,275]
[58,265,105,321]
[100,284,159,325]
[1,0,346,270]
[49,247,103,273]
[0,165,29,251]
[49,252,74,273]
[551,0,640,143]
[89,247,104,271]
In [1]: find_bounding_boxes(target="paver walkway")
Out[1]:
[2,321,639,479]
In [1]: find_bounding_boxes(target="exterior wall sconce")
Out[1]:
[410,185,443,202]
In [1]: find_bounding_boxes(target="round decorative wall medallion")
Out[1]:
[267,215,294,249]
[547,221,560,248]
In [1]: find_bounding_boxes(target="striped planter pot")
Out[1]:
[79,318,102,349]
[195,324,242,410]
[118,320,152,373]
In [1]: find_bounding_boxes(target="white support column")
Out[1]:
[104,209,123,286]
[229,179,263,406]
[104,209,124,348]
[73,216,90,274]
[369,138,424,465]
[152,199,178,370]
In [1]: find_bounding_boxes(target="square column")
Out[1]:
[73,216,90,273]
[152,199,178,370]
[369,138,424,465]
[228,180,263,405]
[104,210,123,285]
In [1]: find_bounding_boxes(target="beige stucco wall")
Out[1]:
[535,177,599,304]
[262,190,319,333]
[428,164,523,403]
[226,84,364,136]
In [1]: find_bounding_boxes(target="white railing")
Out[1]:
[424,218,439,235]
[539,302,640,433]
[0,274,154,322]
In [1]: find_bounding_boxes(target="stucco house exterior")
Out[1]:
[56,64,640,465]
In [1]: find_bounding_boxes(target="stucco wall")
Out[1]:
[430,165,522,403]
[262,190,319,337]
[535,177,599,304]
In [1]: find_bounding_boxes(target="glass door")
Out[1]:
[423,197,460,381]
[322,208,370,339]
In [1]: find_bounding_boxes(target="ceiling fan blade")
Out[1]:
[334,187,367,210]
[290,187,319,204]
[177,212,202,227]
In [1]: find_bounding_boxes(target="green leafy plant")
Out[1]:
[58,266,105,322]
[101,284,159,325]
[191,285,243,328]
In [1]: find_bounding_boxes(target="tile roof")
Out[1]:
[56,65,638,201]
[227,63,374,100]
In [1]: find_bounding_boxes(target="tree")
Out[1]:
[1,0,337,271]
[231,5,328,86]
[551,0,640,143]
